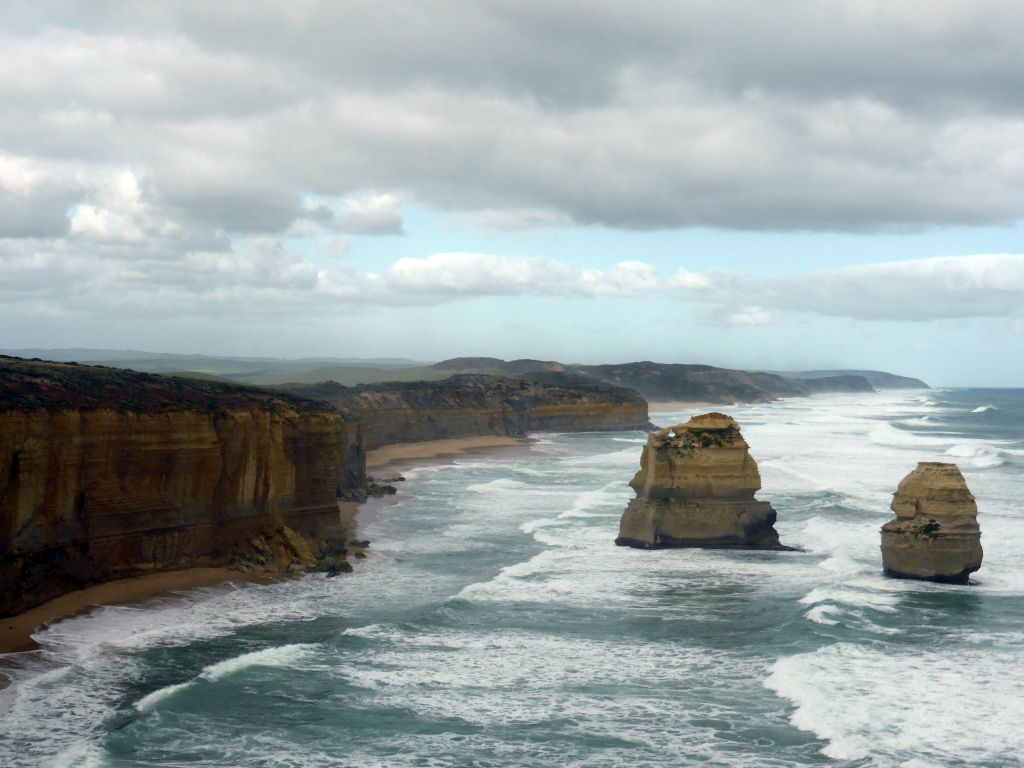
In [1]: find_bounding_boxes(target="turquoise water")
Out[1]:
[2,389,1023,767]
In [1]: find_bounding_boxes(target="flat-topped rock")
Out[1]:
[881,462,982,584]
[616,413,790,550]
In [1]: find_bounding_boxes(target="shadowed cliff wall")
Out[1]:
[283,373,651,450]
[0,357,364,616]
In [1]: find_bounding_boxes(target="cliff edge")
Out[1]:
[0,356,365,616]
[282,373,650,450]
[616,413,789,550]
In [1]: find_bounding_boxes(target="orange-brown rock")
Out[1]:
[0,356,365,616]
[881,462,982,584]
[283,373,650,450]
[616,413,789,550]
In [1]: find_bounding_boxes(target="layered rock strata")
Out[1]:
[429,358,884,402]
[282,373,650,450]
[880,462,982,584]
[0,357,365,616]
[616,413,789,549]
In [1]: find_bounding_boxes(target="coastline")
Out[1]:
[0,567,279,655]
[2,438,533,657]
[366,435,533,471]
[1,500,363,656]
[647,401,724,414]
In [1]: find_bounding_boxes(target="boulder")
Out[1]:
[881,462,982,584]
[615,413,789,550]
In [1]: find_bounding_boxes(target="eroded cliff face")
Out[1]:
[616,413,789,550]
[283,373,650,450]
[880,462,982,584]
[0,357,365,616]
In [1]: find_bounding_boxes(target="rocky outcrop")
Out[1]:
[616,413,789,550]
[232,524,359,577]
[880,462,982,584]
[282,373,650,451]
[784,370,928,390]
[0,356,366,616]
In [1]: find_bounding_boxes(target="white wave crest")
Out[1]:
[200,643,318,682]
[134,681,194,712]
[945,443,1005,468]
[867,422,950,449]
[765,643,1024,764]
[804,605,841,626]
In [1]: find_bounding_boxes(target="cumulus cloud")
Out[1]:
[333,194,405,235]
[383,253,655,297]
[1,0,1024,244]
[666,267,713,290]
[2,2,1024,354]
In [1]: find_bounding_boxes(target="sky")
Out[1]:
[1,1,1023,386]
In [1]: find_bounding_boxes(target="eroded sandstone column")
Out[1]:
[615,413,789,550]
[880,462,983,584]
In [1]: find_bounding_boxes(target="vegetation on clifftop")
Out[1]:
[0,355,339,415]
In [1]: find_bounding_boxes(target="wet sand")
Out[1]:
[2,442,530,656]
[1,567,275,655]
[366,435,533,471]
[1,501,364,655]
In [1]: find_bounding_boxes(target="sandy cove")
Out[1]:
[0,567,278,656]
[366,435,533,471]
[0,499,360,657]
[2,438,535,657]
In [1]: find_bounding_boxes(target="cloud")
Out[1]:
[456,207,574,232]
[726,306,774,326]
[383,252,654,297]
[333,193,405,235]
[666,267,713,290]
[1,1,1023,243]
[0,155,77,237]
[676,253,1024,322]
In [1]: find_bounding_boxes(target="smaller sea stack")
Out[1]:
[615,413,789,550]
[880,462,983,584]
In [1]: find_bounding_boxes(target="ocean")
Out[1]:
[1,389,1022,767]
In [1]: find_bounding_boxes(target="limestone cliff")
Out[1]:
[616,413,789,550]
[880,462,982,584]
[282,373,650,451]
[0,356,365,616]
[430,358,879,402]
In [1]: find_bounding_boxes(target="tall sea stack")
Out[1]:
[880,462,983,584]
[615,413,789,550]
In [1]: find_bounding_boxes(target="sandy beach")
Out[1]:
[1,499,368,656]
[0,567,277,655]
[2,439,532,656]
[366,435,533,471]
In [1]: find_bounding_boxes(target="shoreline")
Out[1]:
[366,435,533,471]
[1,567,280,656]
[2,436,535,658]
[648,401,726,414]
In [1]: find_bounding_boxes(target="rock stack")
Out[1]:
[615,413,789,550]
[880,462,983,584]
